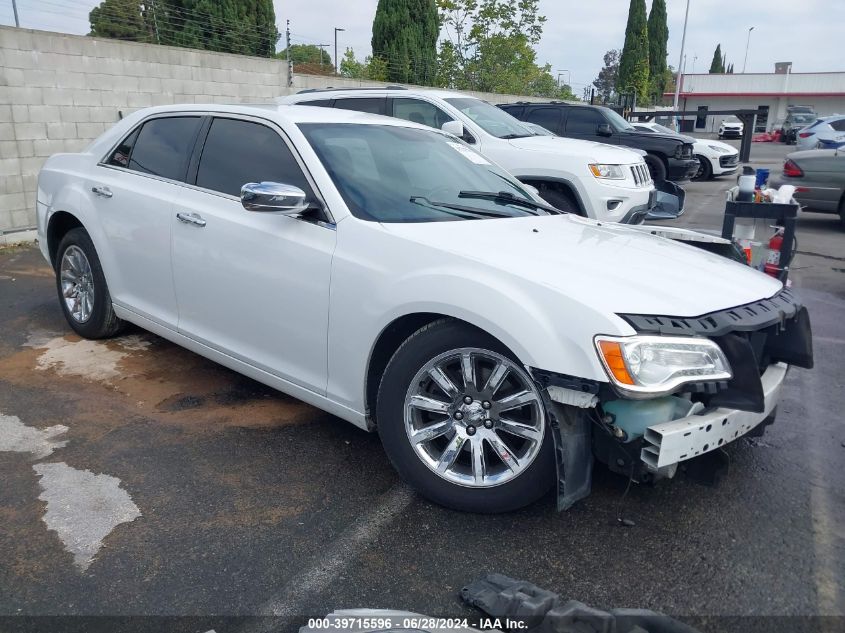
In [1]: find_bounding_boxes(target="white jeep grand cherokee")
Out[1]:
[37,104,813,513]
[279,88,655,224]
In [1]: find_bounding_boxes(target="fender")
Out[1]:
[506,169,593,218]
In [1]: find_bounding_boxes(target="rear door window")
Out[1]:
[525,107,562,134]
[391,98,454,129]
[333,98,387,116]
[195,117,312,198]
[831,119,845,132]
[122,116,202,181]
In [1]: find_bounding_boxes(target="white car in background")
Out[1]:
[632,121,739,181]
[35,104,813,513]
[796,115,845,150]
[280,88,655,224]
[718,117,744,139]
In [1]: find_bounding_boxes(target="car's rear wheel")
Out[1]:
[692,155,712,181]
[376,320,554,513]
[644,154,667,183]
[55,227,124,339]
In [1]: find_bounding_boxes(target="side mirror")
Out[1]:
[241,182,309,215]
[441,120,465,137]
[597,123,613,137]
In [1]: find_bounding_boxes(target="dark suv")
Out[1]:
[498,102,699,183]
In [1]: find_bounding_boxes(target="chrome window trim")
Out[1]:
[97,109,336,228]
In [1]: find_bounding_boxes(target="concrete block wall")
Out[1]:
[1,26,287,233]
[0,25,555,233]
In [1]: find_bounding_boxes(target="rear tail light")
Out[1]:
[783,159,803,177]
[799,132,812,138]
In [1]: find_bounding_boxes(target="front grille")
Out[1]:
[720,154,739,168]
[630,163,652,187]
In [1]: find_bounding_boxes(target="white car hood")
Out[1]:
[506,135,643,165]
[383,214,782,318]
[695,138,737,155]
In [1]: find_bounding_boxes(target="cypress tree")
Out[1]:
[617,0,650,104]
[371,0,439,85]
[709,44,724,73]
[647,0,668,103]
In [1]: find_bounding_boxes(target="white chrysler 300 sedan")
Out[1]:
[36,104,813,512]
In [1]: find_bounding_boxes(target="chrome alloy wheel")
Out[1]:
[60,245,95,323]
[403,348,545,488]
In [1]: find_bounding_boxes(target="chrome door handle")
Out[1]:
[91,185,113,198]
[176,212,207,227]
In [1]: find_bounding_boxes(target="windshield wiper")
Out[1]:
[499,133,533,139]
[409,196,524,219]
[458,190,558,215]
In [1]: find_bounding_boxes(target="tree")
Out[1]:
[372,0,439,85]
[592,49,620,103]
[709,44,724,73]
[727,63,734,74]
[90,0,280,57]
[617,0,650,104]
[89,0,154,42]
[647,0,668,104]
[436,0,556,96]
[278,44,331,67]
[340,48,389,82]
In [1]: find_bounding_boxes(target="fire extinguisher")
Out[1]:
[764,228,784,278]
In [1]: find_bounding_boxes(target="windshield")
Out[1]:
[790,114,815,124]
[602,107,636,132]
[443,98,535,139]
[299,123,542,223]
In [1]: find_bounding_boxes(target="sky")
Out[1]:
[4,0,844,96]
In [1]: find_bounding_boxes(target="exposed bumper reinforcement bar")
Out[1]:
[641,363,788,469]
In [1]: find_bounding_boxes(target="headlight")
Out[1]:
[589,164,625,180]
[708,145,732,154]
[595,335,732,397]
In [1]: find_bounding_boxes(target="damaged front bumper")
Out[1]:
[531,288,813,511]
[641,362,787,469]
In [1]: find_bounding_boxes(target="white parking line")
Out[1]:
[257,484,414,620]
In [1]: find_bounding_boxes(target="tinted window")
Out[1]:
[196,118,312,198]
[392,98,453,129]
[302,99,334,108]
[526,108,561,133]
[106,127,140,167]
[831,119,845,132]
[126,117,201,181]
[565,108,606,134]
[333,98,386,115]
[499,105,524,117]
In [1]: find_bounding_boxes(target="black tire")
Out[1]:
[536,186,581,216]
[692,155,712,181]
[376,319,555,513]
[55,227,124,339]
[644,154,667,183]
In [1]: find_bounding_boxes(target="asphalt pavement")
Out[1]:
[1,140,843,633]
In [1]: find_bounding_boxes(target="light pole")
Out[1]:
[334,27,345,74]
[742,26,754,73]
[316,43,330,68]
[12,0,19,27]
[672,0,691,131]
[556,70,570,89]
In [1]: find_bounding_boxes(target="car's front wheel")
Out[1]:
[692,155,712,181]
[55,227,124,339]
[376,320,554,513]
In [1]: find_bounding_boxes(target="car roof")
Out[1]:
[124,102,434,129]
[280,87,477,102]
